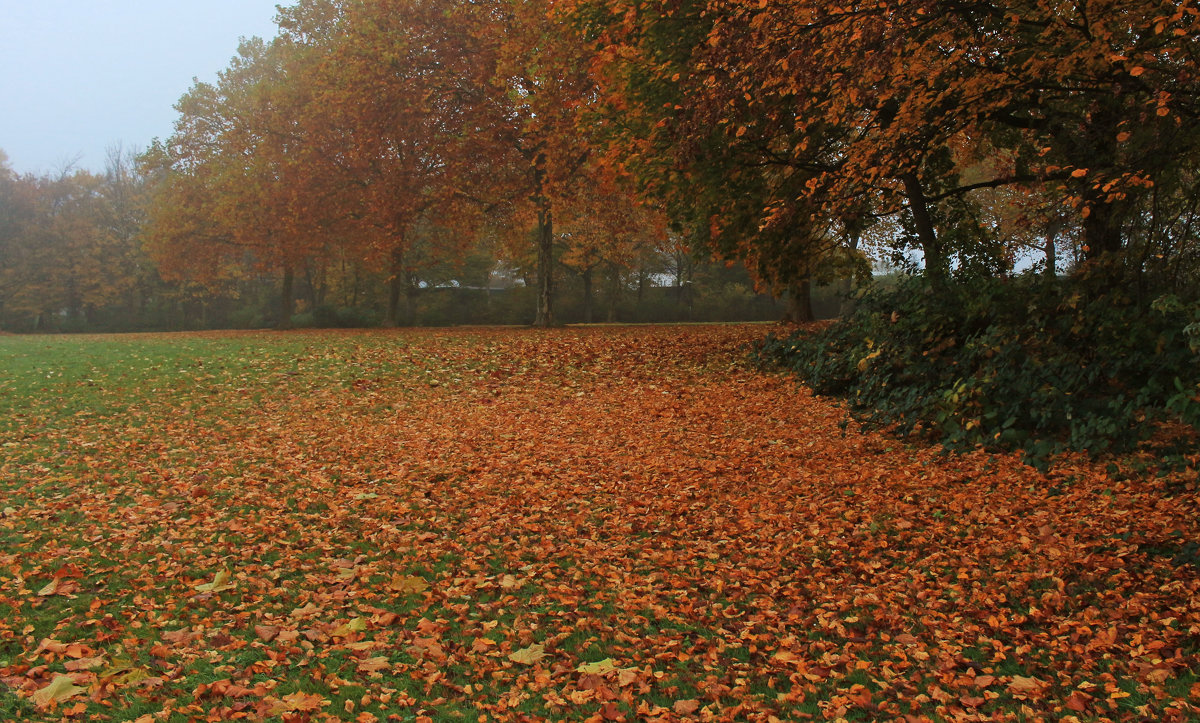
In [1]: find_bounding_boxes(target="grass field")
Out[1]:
[1,326,1198,722]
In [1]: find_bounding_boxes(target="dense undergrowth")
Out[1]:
[756,272,1200,466]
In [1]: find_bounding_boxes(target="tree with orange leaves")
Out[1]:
[571,0,1200,293]
[142,36,330,328]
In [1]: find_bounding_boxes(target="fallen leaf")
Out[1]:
[568,689,596,704]
[194,569,235,594]
[576,658,617,675]
[1066,690,1092,712]
[64,656,105,671]
[254,625,280,642]
[32,675,86,708]
[1009,675,1043,695]
[331,617,368,636]
[357,656,390,673]
[388,574,429,594]
[509,643,547,665]
[267,691,330,714]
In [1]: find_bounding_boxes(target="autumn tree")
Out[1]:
[570,0,1200,295]
[275,0,499,326]
[446,0,626,326]
[143,36,332,328]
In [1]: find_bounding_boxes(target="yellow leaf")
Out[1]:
[98,656,134,678]
[576,658,617,675]
[194,570,235,594]
[1071,168,1088,178]
[331,617,367,636]
[508,643,547,665]
[32,675,86,708]
[115,668,150,686]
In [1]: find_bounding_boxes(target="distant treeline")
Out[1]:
[0,149,842,333]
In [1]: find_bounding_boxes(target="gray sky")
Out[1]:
[1,1,281,175]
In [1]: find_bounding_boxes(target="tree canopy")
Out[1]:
[4,0,1200,329]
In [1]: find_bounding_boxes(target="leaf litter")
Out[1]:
[0,325,1197,721]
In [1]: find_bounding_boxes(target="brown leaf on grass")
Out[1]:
[568,689,596,704]
[388,574,428,594]
[63,656,104,672]
[254,625,280,642]
[356,656,390,674]
[616,668,639,687]
[1008,675,1044,695]
[673,698,701,714]
[267,691,330,714]
[1066,691,1092,712]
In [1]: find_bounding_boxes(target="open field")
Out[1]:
[1,325,1198,722]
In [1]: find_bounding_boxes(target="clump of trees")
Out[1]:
[4,0,1198,347]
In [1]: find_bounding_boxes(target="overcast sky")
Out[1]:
[1,1,282,175]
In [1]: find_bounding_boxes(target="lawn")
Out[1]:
[0,326,1197,722]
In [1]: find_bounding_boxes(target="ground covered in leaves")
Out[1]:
[1,325,1198,723]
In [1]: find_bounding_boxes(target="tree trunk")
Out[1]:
[606,265,620,323]
[1082,200,1124,261]
[839,230,861,317]
[386,247,404,327]
[582,266,594,324]
[405,272,419,326]
[1044,227,1058,279]
[277,266,295,330]
[532,205,555,327]
[783,277,814,323]
[901,172,947,290]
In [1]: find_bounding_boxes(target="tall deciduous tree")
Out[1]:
[143,36,328,328]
